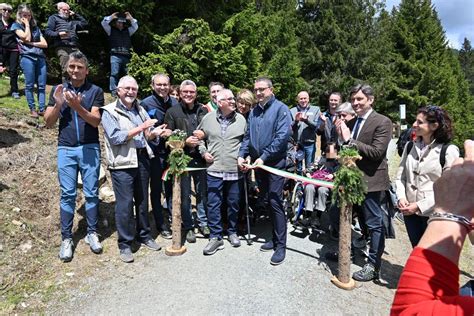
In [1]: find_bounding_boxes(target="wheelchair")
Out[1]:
[289,158,337,233]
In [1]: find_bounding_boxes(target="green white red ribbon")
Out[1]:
[249,164,334,189]
[161,164,334,189]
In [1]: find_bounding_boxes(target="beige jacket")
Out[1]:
[102,100,154,170]
[395,140,459,215]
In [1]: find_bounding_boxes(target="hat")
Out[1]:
[115,13,127,24]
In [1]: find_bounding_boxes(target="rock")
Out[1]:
[19,240,33,252]
[66,272,75,277]
[12,207,21,213]
[100,186,115,199]
[12,220,23,226]
[0,244,3,252]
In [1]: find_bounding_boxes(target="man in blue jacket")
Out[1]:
[238,77,292,265]
[140,73,177,239]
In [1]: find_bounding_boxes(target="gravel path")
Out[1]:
[48,139,411,315]
[50,218,410,315]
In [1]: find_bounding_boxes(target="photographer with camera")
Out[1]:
[101,11,138,98]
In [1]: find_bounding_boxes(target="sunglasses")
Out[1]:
[2,9,12,12]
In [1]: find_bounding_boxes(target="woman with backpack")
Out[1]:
[395,106,459,247]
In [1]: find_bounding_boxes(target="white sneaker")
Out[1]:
[85,232,103,254]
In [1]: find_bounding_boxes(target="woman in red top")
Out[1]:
[391,140,474,315]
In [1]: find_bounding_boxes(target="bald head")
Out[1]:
[297,91,310,108]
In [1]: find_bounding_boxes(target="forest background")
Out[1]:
[5,0,474,147]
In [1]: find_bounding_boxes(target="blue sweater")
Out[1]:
[239,95,292,162]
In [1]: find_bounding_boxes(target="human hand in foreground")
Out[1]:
[433,140,474,222]
[203,152,214,164]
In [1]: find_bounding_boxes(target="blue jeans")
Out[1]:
[110,54,130,95]
[181,169,208,229]
[207,175,240,239]
[20,55,46,112]
[358,191,385,269]
[110,152,152,250]
[57,144,100,239]
[297,142,316,173]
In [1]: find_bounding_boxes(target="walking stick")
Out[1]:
[243,172,252,245]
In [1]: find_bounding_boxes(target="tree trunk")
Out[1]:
[331,201,356,290]
[165,174,186,256]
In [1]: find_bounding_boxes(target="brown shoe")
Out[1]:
[30,110,39,118]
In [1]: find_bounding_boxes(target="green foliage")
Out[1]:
[459,38,474,95]
[387,0,474,145]
[332,147,367,207]
[166,130,192,176]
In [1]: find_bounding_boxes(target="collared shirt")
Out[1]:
[101,100,152,148]
[352,108,373,139]
[208,109,239,180]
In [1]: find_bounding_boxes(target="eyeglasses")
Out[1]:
[219,97,235,102]
[2,9,12,13]
[337,113,348,118]
[119,86,138,92]
[253,87,270,94]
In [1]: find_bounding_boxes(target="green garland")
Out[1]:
[331,147,367,207]
[166,130,192,176]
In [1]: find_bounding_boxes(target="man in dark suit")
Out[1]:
[336,84,392,282]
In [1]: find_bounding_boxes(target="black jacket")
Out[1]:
[164,101,208,162]
[45,13,87,48]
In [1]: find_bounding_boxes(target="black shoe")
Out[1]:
[309,212,321,228]
[186,229,196,243]
[260,240,274,252]
[352,263,379,282]
[160,230,172,239]
[199,225,210,237]
[270,248,286,265]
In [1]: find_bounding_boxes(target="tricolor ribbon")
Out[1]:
[161,164,334,189]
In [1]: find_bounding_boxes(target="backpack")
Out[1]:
[405,141,450,168]
[397,128,414,156]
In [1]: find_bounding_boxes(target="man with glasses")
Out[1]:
[45,2,87,80]
[290,91,320,173]
[336,84,392,282]
[196,89,247,255]
[238,77,292,265]
[164,80,209,244]
[141,73,177,239]
[101,75,165,263]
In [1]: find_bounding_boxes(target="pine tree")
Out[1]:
[459,38,474,95]
[388,0,474,146]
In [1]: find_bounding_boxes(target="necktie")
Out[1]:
[352,117,364,140]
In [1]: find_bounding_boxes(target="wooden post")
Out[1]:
[331,199,356,290]
[165,174,187,256]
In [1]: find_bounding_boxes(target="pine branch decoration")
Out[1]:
[166,130,192,176]
[331,146,367,207]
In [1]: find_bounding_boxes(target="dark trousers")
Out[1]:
[404,214,428,248]
[207,175,240,239]
[255,158,287,249]
[358,191,385,269]
[110,153,152,250]
[149,154,172,232]
[3,49,19,93]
